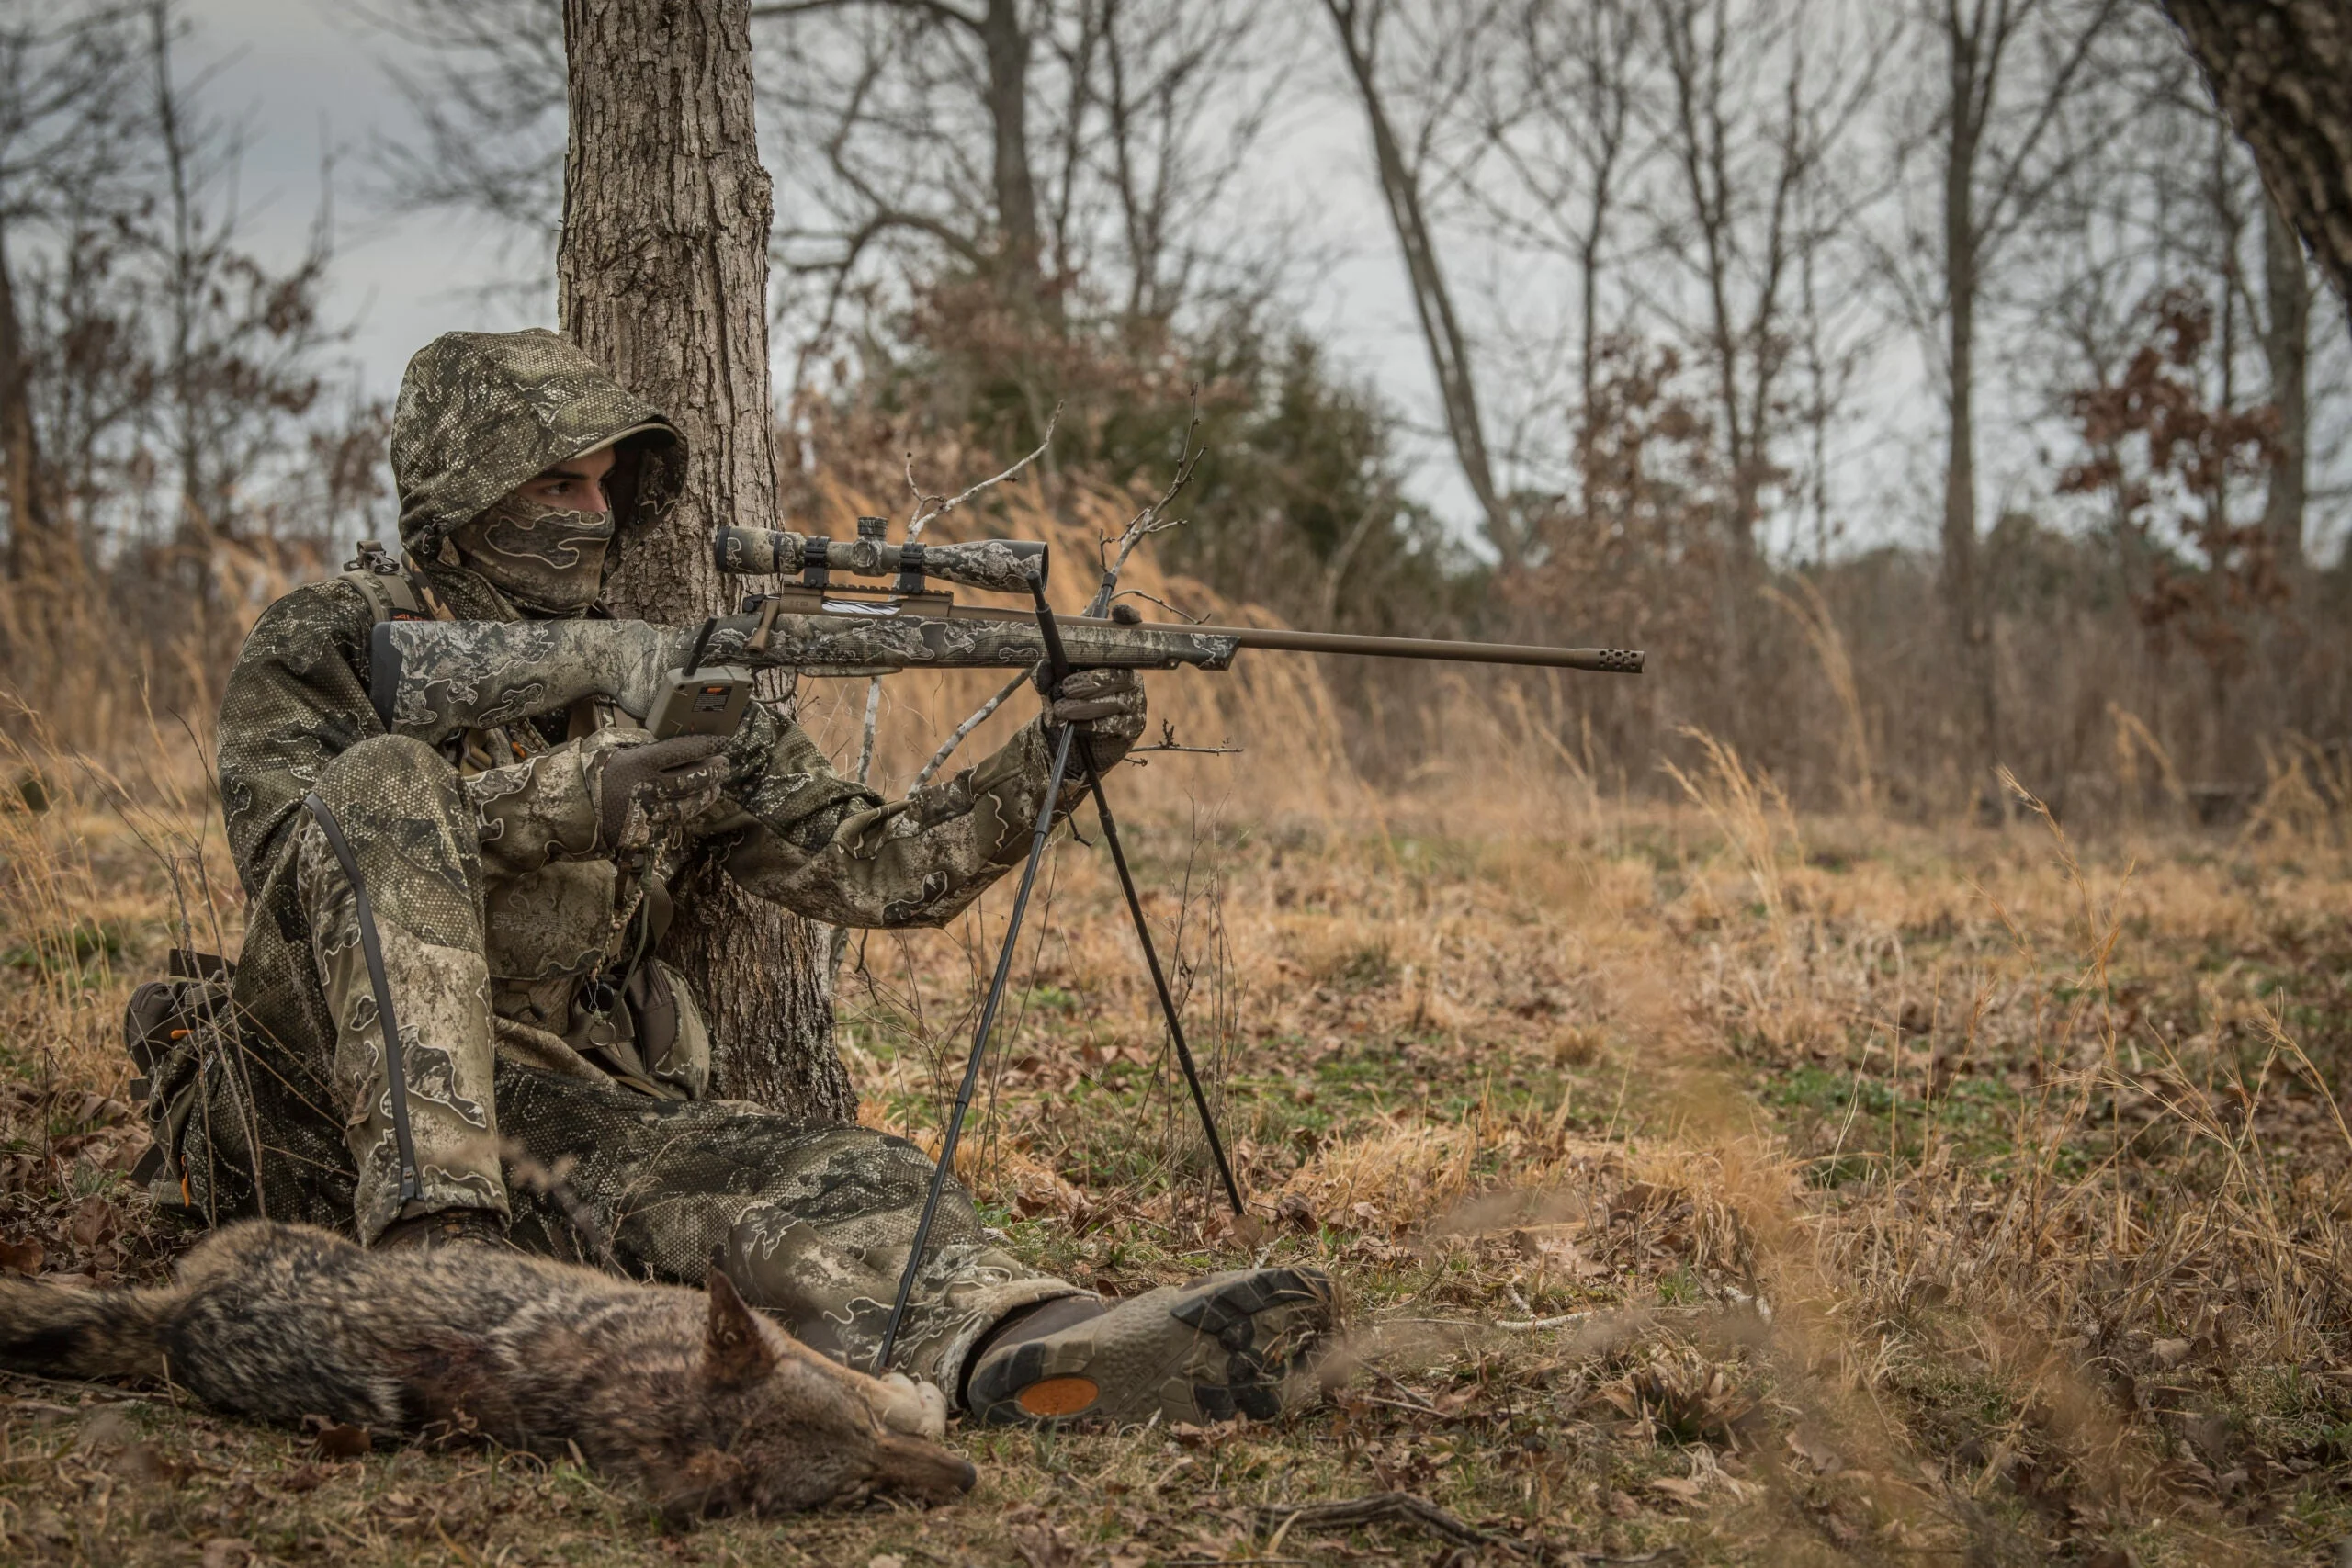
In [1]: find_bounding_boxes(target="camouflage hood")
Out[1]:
[391,329,684,561]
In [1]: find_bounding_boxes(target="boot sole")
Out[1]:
[967,1267,1333,1427]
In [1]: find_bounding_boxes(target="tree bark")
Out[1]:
[2258,195,2309,576]
[2159,0,2352,321]
[1940,43,1996,784]
[560,0,854,1121]
[0,218,59,582]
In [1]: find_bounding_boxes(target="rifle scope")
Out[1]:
[714,522,1047,597]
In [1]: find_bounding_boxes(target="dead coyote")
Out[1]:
[0,1220,974,1517]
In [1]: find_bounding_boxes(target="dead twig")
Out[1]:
[873,409,1065,811]
[1084,392,1207,617]
[922,392,1210,784]
[910,671,1030,789]
[904,404,1063,542]
[1495,1310,1596,1331]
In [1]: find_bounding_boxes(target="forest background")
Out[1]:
[6,2,2352,1565]
[6,0,2348,814]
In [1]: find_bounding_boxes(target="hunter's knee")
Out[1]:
[314,734,462,814]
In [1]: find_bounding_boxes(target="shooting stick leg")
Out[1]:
[875,721,1080,1373]
[1073,747,1246,1217]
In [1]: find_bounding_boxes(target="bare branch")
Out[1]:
[911,670,1028,787]
[1113,587,1202,623]
[905,400,1063,540]
[917,393,1203,785]
[1087,391,1205,615]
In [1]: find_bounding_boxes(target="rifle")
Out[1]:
[363,522,1643,1372]
[368,521,1642,744]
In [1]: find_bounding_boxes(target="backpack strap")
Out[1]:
[340,539,442,623]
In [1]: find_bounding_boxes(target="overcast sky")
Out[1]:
[208,0,555,392]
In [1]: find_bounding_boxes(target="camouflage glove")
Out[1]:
[1039,667,1147,772]
[595,733,729,852]
[719,696,784,795]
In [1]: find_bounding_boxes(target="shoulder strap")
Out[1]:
[340,539,436,624]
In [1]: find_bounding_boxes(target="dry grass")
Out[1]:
[7,523,2352,1562]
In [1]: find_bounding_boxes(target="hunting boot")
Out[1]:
[963,1266,1336,1426]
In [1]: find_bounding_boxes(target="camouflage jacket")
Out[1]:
[218,331,1069,1104]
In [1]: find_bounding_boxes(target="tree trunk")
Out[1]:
[559,0,854,1121]
[2160,0,2352,321]
[980,0,1049,320]
[1321,0,1511,563]
[2259,196,2309,577]
[1940,21,1999,800]
[0,218,59,582]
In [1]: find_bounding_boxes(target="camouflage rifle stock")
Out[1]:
[367,608,1242,745]
[368,525,1642,745]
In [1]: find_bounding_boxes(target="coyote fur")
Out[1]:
[0,1221,974,1517]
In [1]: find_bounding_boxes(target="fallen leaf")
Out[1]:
[1611,1181,1670,1219]
[1649,1474,1707,1504]
[312,1422,372,1458]
[109,1441,183,1486]
[201,1539,253,1568]
[76,1406,138,1449]
[2149,1337,2192,1369]
[68,1195,111,1248]
[867,1556,905,1568]
[0,1238,42,1275]
[274,1462,333,1494]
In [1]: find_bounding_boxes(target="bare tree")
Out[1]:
[1650,0,1882,572]
[0,2,138,581]
[1466,0,1650,485]
[560,0,850,1117]
[1318,0,1515,562]
[2257,196,2309,574]
[759,0,1272,369]
[140,1,343,603]
[1618,0,1885,751]
[2158,1,2352,320]
[371,0,566,257]
[1901,0,2129,780]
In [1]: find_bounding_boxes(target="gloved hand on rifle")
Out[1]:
[1039,666,1147,772]
[597,733,730,852]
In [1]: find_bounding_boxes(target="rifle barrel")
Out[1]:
[744,593,1642,673]
[1169,622,1644,673]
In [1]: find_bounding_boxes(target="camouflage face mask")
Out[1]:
[447,491,615,614]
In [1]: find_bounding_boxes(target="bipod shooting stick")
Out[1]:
[1029,575,1245,1221]
[873,569,1245,1373]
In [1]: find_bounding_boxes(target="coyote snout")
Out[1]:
[0,1220,974,1517]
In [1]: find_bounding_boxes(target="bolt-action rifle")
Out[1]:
[366,519,1642,744]
[362,518,1643,1372]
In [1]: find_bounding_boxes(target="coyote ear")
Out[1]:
[703,1270,777,1386]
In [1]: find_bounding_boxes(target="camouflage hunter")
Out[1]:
[157,328,1333,1424]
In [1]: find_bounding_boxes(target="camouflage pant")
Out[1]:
[205,734,1078,1397]
[497,1065,1077,1392]
[293,734,505,1243]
